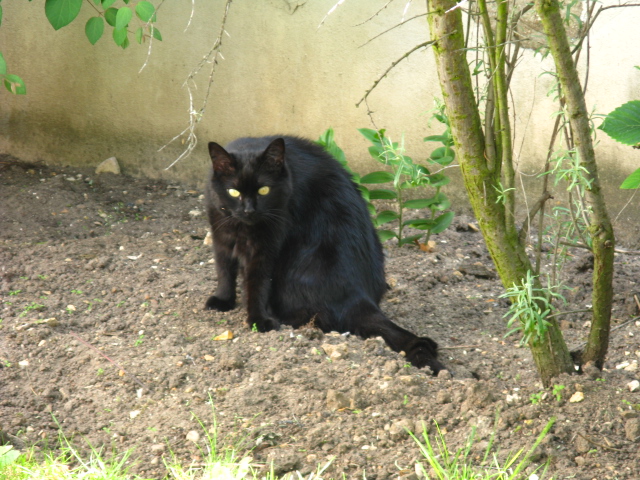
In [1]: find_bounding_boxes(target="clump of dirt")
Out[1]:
[1,158,640,479]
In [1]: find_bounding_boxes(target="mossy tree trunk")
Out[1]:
[426,0,574,386]
[535,0,615,368]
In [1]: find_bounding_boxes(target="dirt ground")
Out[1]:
[1,156,640,480]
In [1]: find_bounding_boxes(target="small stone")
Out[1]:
[569,391,584,403]
[95,157,121,175]
[575,434,590,453]
[150,444,165,455]
[436,390,452,404]
[624,418,640,442]
[624,361,638,372]
[628,380,640,392]
[321,343,348,360]
[203,231,213,246]
[389,418,413,440]
[186,430,200,442]
[326,389,350,410]
[129,410,141,419]
[437,369,452,380]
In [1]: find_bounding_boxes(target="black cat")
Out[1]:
[204,136,444,373]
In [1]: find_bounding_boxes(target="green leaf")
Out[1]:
[135,1,155,22]
[85,17,104,45]
[600,100,640,146]
[151,26,162,41]
[377,229,397,243]
[45,0,83,30]
[374,210,399,226]
[403,198,438,209]
[0,52,6,75]
[112,27,128,46]
[135,27,144,44]
[428,173,451,188]
[430,211,455,234]
[358,128,384,144]
[4,74,26,95]
[429,146,455,166]
[368,189,397,200]
[115,6,132,29]
[620,168,640,189]
[104,7,118,26]
[398,234,422,246]
[0,445,21,468]
[102,0,117,7]
[360,171,394,184]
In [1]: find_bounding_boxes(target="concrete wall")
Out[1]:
[1,0,639,241]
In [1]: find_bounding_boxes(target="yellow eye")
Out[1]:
[258,186,270,196]
[227,188,241,198]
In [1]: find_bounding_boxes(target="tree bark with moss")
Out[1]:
[425,0,576,386]
[534,0,615,368]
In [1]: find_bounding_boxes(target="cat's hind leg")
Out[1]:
[343,298,445,374]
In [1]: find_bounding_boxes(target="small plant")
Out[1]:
[317,121,455,247]
[410,418,554,480]
[9,290,21,296]
[500,271,567,346]
[134,334,145,347]
[552,384,566,402]
[96,368,105,376]
[70,289,84,295]
[358,127,455,246]
[530,391,545,405]
[19,302,45,318]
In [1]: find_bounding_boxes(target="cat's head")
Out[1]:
[207,137,292,225]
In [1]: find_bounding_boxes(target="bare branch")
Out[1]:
[359,13,428,48]
[162,0,233,169]
[353,0,396,27]
[356,39,438,108]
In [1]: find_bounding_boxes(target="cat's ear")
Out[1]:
[262,138,286,170]
[209,142,237,175]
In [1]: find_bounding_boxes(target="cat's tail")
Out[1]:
[343,299,446,375]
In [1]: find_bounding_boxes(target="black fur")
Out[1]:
[204,136,444,373]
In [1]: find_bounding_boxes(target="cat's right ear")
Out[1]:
[209,142,237,175]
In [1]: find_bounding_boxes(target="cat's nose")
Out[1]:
[243,203,255,214]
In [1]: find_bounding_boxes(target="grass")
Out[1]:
[0,416,554,480]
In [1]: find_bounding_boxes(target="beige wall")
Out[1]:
[1,1,639,240]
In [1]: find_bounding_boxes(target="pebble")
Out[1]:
[628,380,640,392]
[95,157,121,175]
[569,391,584,403]
[321,343,348,360]
[186,431,200,442]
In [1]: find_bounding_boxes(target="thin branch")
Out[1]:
[161,0,233,169]
[356,39,439,108]
[359,13,428,48]
[353,0,395,27]
[519,190,552,243]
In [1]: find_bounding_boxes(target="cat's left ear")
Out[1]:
[209,142,237,175]
[262,138,286,171]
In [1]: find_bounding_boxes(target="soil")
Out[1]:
[1,156,640,480]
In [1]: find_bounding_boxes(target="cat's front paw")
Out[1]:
[248,317,281,333]
[205,295,236,312]
[406,337,446,375]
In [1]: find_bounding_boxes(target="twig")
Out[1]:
[138,0,166,73]
[576,432,624,452]
[356,39,438,108]
[68,332,149,391]
[635,294,640,312]
[559,241,640,255]
[353,0,395,27]
[571,316,640,353]
[161,0,233,169]
[359,13,428,48]
[519,190,552,243]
